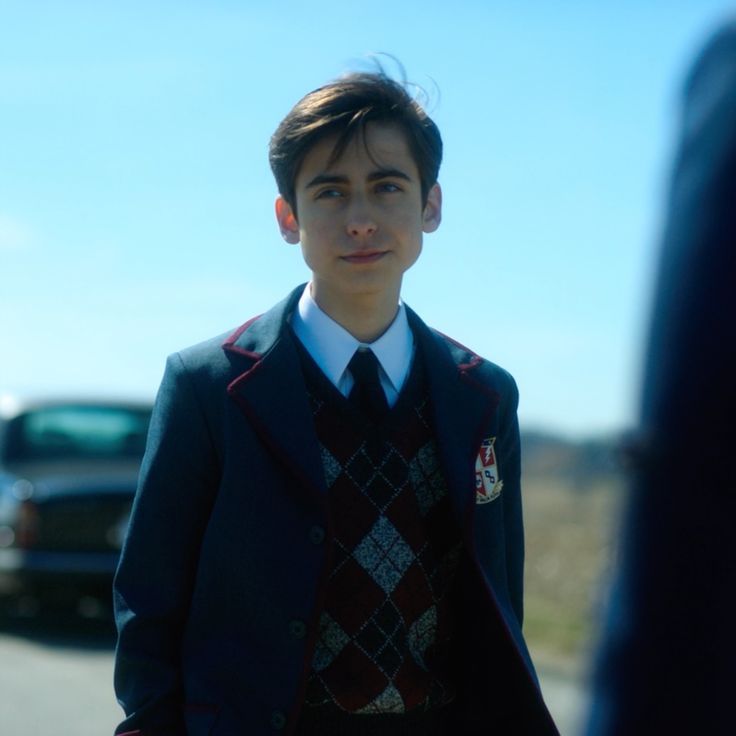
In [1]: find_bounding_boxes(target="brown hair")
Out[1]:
[269,71,442,212]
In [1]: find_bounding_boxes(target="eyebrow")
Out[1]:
[304,168,413,189]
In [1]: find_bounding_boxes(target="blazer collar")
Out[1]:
[222,287,500,517]
[222,286,302,358]
[223,285,328,503]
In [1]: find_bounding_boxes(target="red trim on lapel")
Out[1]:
[224,347,328,508]
[223,315,266,391]
[226,355,265,395]
[222,314,263,358]
[225,383,325,508]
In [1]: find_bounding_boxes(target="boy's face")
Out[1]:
[275,123,442,319]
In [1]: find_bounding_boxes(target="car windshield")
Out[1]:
[3,405,152,462]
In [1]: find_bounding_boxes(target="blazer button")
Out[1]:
[270,710,287,730]
[288,619,307,639]
[308,525,325,545]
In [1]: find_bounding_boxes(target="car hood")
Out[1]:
[0,460,140,500]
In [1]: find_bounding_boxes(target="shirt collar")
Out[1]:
[291,284,414,393]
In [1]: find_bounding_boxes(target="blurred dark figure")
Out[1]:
[586,20,736,736]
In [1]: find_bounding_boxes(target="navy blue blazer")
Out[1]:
[113,286,557,735]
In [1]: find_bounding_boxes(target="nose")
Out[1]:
[345,197,377,238]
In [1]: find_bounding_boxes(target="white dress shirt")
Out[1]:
[290,285,414,408]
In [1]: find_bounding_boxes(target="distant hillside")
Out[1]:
[521,430,625,487]
[520,430,628,668]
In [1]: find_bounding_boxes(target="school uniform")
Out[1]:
[113,284,558,735]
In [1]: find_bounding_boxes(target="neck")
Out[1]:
[310,284,400,343]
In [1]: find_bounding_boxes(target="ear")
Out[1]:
[422,183,442,233]
[275,196,300,244]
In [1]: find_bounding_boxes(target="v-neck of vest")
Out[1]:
[290,329,428,433]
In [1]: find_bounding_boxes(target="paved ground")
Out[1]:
[538,664,589,736]
[0,612,588,735]
[0,613,122,736]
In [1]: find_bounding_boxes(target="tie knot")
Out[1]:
[348,348,381,385]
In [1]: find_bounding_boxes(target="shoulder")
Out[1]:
[433,328,519,406]
[407,305,518,404]
[160,317,266,402]
[166,286,304,383]
[434,328,516,384]
[167,329,244,385]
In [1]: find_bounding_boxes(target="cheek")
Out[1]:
[299,238,320,271]
[298,212,331,241]
[395,213,426,250]
[407,239,423,267]
[298,225,331,270]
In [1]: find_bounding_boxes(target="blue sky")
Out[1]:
[1,1,733,437]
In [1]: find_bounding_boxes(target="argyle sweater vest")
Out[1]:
[295,340,463,724]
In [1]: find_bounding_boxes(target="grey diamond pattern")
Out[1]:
[312,613,351,672]
[356,683,405,714]
[408,605,437,671]
[353,517,415,593]
[303,378,458,714]
[320,444,343,488]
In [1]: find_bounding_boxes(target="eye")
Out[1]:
[315,187,343,200]
[376,181,402,194]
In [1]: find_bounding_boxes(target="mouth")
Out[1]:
[341,250,388,265]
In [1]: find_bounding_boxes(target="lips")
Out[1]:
[341,250,388,264]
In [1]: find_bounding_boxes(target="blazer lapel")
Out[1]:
[224,287,328,504]
[408,309,501,532]
[222,290,500,514]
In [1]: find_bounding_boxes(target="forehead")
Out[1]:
[297,123,418,182]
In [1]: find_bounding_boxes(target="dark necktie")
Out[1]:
[348,348,389,424]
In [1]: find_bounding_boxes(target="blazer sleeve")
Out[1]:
[499,373,524,626]
[113,352,220,735]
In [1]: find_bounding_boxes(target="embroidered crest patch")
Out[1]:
[475,437,503,504]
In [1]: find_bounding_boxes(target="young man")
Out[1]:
[113,72,557,736]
